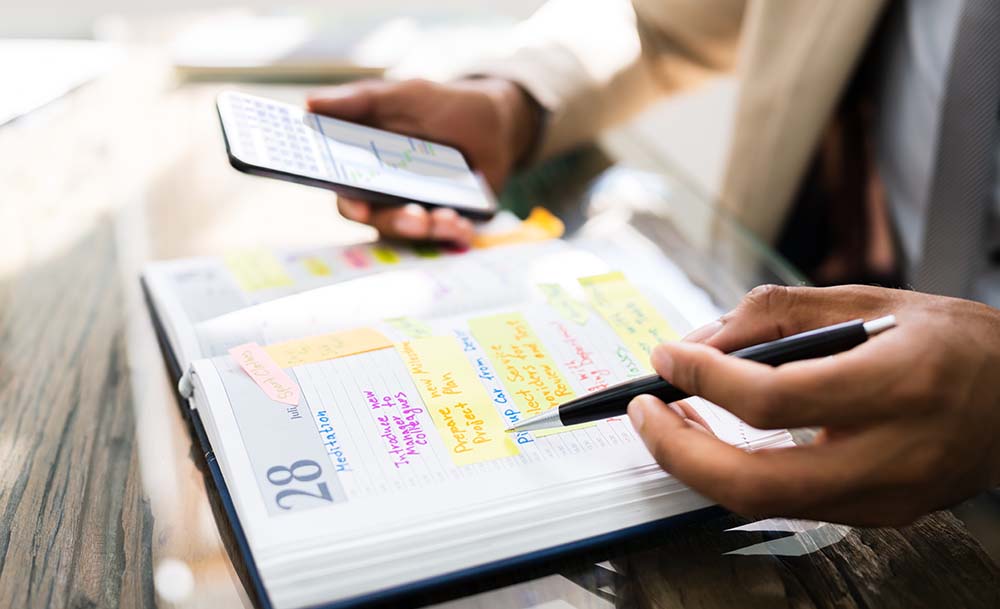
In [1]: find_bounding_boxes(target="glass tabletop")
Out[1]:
[504,146,806,305]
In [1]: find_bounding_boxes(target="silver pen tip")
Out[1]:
[505,408,563,433]
[863,314,897,336]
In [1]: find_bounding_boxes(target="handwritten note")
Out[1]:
[538,284,590,325]
[468,313,576,419]
[385,317,434,339]
[224,250,294,292]
[363,390,429,469]
[579,272,678,370]
[265,328,393,368]
[229,342,300,405]
[396,336,519,465]
[550,320,614,392]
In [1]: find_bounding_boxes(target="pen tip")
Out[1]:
[504,427,515,433]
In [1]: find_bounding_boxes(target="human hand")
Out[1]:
[307,78,539,246]
[628,284,1000,526]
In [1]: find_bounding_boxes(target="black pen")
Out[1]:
[505,315,897,433]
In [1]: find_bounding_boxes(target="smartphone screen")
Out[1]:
[217,91,497,218]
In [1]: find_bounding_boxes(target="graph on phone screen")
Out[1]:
[312,115,479,190]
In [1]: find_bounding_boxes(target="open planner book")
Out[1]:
[141,213,793,609]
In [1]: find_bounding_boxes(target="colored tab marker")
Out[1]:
[579,272,678,370]
[224,250,294,292]
[468,312,576,419]
[472,207,565,249]
[264,328,393,368]
[301,256,332,276]
[370,246,401,264]
[342,246,372,269]
[229,342,300,405]
[397,336,519,465]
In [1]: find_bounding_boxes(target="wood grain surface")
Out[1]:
[0,47,997,609]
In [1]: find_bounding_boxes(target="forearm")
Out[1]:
[469,0,746,163]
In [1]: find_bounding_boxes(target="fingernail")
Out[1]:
[395,213,424,236]
[650,345,674,380]
[627,397,647,430]
[684,319,723,343]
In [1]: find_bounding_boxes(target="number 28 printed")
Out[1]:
[266,459,334,510]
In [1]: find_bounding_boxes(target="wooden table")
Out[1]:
[1,49,998,609]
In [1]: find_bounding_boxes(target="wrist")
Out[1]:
[471,77,542,168]
[498,80,543,167]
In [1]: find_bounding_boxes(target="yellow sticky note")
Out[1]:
[371,246,401,265]
[538,284,590,325]
[473,207,565,249]
[397,337,519,465]
[302,256,332,276]
[265,328,393,368]
[468,312,576,419]
[225,250,294,292]
[579,272,678,369]
[385,317,434,339]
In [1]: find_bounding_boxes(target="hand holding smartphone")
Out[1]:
[216,91,498,220]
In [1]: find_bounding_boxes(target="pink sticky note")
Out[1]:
[228,342,301,405]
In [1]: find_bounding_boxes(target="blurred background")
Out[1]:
[0,0,734,196]
[1,1,542,38]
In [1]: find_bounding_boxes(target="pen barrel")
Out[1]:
[558,375,688,427]
[556,320,869,428]
[728,319,868,366]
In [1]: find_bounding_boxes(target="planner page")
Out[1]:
[188,239,656,362]
[183,214,731,368]
[143,238,488,370]
[142,210,556,369]
[188,242,793,608]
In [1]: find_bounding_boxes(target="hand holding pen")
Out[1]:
[627,285,1000,526]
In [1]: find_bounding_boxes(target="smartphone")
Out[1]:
[216,90,498,220]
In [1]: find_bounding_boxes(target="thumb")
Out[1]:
[627,394,743,483]
[627,394,690,470]
[307,81,384,121]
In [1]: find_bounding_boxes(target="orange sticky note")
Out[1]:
[229,342,301,405]
[264,328,393,368]
[473,207,564,249]
[302,256,332,276]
